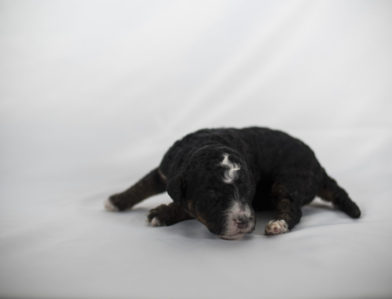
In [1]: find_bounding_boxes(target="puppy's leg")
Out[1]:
[265,198,302,235]
[106,168,166,211]
[147,202,193,226]
[265,180,309,235]
[318,174,361,218]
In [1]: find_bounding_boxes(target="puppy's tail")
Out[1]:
[318,171,361,218]
[105,167,166,211]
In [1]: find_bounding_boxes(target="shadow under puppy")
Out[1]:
[105,127,361,240]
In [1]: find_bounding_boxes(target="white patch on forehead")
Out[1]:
[220,153,241,184]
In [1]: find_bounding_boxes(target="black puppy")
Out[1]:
[105,127,360,240]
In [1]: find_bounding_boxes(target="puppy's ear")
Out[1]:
[167,174,186,203]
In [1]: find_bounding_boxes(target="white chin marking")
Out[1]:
[220,233,245,240]
[265,219,289,235]
[220,153,240,184]
[104,198,119,212]
[149,217,162,227]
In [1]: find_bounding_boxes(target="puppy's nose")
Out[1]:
[234,215,250,229]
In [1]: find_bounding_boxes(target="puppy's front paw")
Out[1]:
[147,205,169,227]
[149,216,164,227]
[265,219,288,235]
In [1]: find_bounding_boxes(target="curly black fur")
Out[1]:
[107,127,361,239]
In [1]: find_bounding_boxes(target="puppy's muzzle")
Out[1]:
[233,215,254,230]
[220,201,255,240]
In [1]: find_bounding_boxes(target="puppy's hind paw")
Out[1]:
[265,219,288,235]
[104,197,119,212]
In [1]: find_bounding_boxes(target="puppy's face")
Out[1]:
[168,149,256,240]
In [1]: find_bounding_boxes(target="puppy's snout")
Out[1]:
[233,215,251,229]
[221,201,255,239]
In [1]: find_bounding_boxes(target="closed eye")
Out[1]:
[208,190,217,197]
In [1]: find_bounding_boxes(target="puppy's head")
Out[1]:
[167,146,256,240]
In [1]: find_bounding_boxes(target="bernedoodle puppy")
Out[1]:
[105,127,361,240]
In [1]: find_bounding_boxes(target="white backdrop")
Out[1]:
[1,1,392,298]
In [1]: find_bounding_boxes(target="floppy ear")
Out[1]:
[167,173,186,203]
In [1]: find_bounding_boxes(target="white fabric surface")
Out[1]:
[1,1,392,298]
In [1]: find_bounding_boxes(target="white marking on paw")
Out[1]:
[220,153,241,184]
[104,198,119,212]
[265,219,288,235]
[150,217,161,227]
